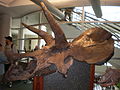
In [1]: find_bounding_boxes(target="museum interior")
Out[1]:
[0,0,120,90]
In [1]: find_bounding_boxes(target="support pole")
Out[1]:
[33,76,44,90]
[89,64,95,90]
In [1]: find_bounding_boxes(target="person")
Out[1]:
[0,43,7,76]
[4,36,17,53]
[4,36,17,72]
[64,7,74,21]
[34,45,40,51]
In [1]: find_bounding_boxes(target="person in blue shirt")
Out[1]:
[0,43,7,75]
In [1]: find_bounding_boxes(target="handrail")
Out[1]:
[71,9,120,48]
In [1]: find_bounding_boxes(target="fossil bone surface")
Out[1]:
[98,68,120,87]
[3,1,114,82]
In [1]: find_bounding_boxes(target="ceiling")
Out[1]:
[0,0,15,6]
[0,0,120,18]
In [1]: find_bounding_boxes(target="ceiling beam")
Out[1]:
[89,0,102,18]
[31,0,65,20]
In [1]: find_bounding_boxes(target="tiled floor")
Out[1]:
[0,81,32,90]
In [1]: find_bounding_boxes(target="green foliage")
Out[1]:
[116,82,120,89]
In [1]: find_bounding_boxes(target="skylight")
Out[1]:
[84,6,120,21]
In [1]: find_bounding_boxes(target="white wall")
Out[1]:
[0,14,11,46]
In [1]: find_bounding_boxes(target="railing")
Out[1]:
[65,9,120,48]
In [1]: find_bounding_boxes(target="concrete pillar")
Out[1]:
[81,6,85,31]
[0,14,11,46]
[18,18,25,52]
[18,26,25,51]
[38,12,41,47]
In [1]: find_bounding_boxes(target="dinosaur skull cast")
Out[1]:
[98,68,120,87]
[3,1,114,82]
